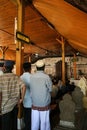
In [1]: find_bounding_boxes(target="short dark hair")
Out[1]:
[23,62,31,72]
[4,60,14,73]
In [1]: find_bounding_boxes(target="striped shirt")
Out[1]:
[0,73,24,115]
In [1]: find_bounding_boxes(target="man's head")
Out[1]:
[23,62,31,72]
[36,60,45,71]
[3,60,14,73]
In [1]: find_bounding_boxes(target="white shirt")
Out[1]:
[20,72,32,108]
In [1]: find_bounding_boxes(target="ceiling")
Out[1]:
[0,0,87,63]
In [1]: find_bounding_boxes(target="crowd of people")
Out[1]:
[0,59,86,130]
[0,60,53,130]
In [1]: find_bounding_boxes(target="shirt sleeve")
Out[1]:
[46,76,52,92]
[19,78,25,89]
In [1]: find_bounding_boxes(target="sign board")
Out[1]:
[16,31,30,44]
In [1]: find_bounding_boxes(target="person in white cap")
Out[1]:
[0,60,26,130]
[30,60,52,130]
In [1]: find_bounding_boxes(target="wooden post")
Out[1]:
[16,0,25,76]
[29,55,31,62]
[61,37,65,85]
[73,54,77,79]
[56,37,66,85]
[15,0,25,128]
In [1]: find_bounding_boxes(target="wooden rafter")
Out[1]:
[0,46,8,59]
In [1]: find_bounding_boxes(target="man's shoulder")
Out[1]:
[21,72,31,78]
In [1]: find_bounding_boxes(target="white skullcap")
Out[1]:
[36,60,45,68]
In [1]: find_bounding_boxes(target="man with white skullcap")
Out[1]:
[30,60,52,130]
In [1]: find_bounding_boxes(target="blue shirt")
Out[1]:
[30,71,52,107]
[20,72,32,108]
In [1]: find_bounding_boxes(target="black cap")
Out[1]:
[4,60,14,67]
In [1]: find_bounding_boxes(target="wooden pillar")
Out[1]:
[56,37,66,85]
[29,56,31,62]
[16,0,25,123]
[16,0,25,76]
[61,37,65,85]
[73,54,77,79]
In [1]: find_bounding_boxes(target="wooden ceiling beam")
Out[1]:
[0,46,8,59]
[26,17,43,23]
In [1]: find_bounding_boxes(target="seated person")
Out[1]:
[77,74,87,96]
[52,77,58,98]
